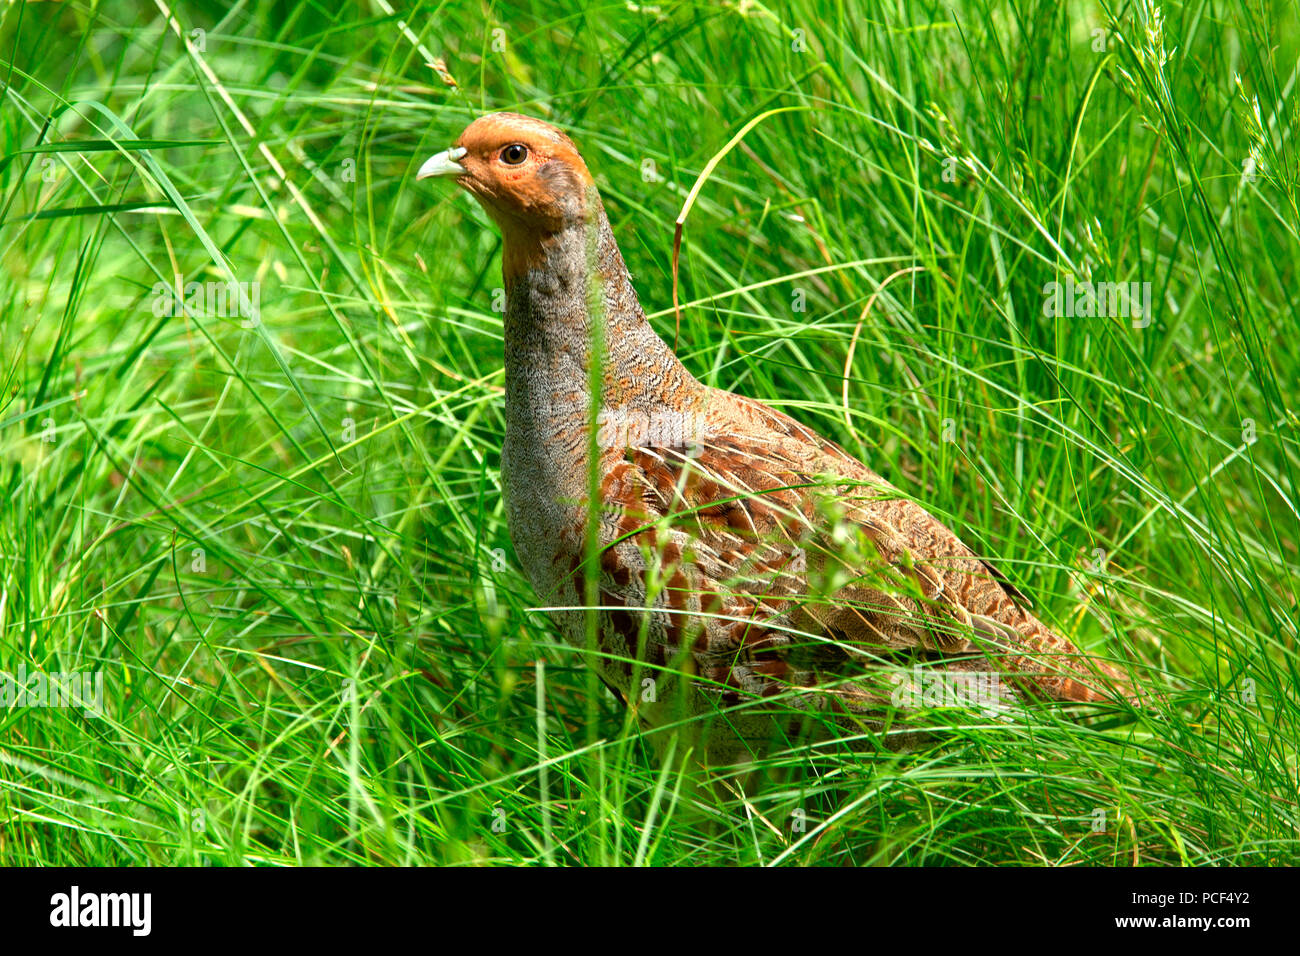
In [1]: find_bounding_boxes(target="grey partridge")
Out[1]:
[419,113,1136,761]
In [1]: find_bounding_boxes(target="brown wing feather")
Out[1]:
[593,388,1133,707]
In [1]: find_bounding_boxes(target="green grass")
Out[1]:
[0,0,1296,866]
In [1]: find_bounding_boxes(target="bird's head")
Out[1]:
[418,113,599,264]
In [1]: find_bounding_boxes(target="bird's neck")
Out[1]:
[501,205,702,429]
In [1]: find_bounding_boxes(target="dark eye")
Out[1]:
[500,144,529,165]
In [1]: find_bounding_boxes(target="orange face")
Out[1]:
[419,113,597,238]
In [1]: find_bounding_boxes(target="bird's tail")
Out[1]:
[1008,613,1143,705]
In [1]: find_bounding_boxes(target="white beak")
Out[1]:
[417,146,467,179]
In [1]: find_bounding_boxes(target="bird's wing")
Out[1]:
[595,390,1130,703]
